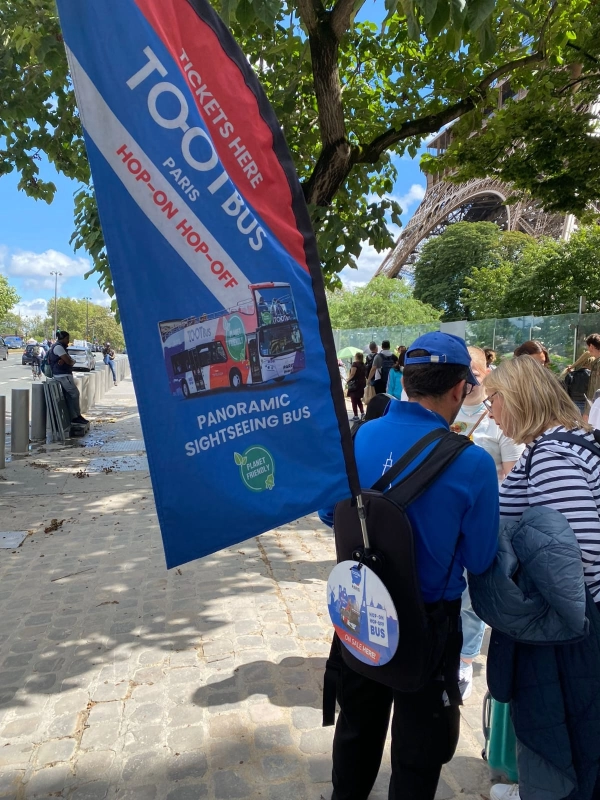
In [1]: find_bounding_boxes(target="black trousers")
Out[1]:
[331,660,460,800]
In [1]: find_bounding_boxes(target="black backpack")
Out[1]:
[378,353,395,386]
[564,368,591,403]
[324,429,472,722]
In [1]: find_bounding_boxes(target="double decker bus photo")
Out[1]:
[158,283,305,398]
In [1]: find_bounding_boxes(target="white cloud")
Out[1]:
[11,298,48,318]
[3,249,91,291]
[339,242,394,288]
[394,183,426,213]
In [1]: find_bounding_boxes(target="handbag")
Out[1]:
[346,378,358,392]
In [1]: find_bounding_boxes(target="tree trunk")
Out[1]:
[302,17,352,205]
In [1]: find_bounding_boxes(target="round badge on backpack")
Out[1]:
[327,561,399,666]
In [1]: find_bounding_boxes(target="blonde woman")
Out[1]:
[480,355,600,800]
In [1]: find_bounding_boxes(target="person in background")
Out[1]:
[102,342,117,386]
[48,331,88,424]
[386,349,405,400]
[368,340,396,395]
[451,346,524,699]
[513,340,547,364]
[364,341,378,375]
[484,348,496,369]
[396,345,407,360]
[346,351,367,421]
[480,355,600,800]
[561,351,595,414]
[586,333,600,403]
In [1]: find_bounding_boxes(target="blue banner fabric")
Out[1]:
[54,0,358,567]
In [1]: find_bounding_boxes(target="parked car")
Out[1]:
[22,344,40,365]
[3,336,23,349]
[67,345,96,372]
[0,337,8,361]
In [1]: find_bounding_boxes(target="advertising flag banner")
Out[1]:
[55,0,359,567]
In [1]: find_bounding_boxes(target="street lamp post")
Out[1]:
[83,297,92,342]
[50,271,62,338]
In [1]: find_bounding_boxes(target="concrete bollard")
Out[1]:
[80,373,90,414]
[0,395,5,469]
[98,365,107,398]
[30,383,46,442]
[11,388,30,455]
[89,371,97,409]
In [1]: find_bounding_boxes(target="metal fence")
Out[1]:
[333,312,600,370]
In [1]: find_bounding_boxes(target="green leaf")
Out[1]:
[415,0,438,25]
[234,452,244,466]
[465,0,496,31]
[476,22,496,60]
[235,0,255,28]
[220,0,238,25]
[400,0,421,40]
[253,0,280,28]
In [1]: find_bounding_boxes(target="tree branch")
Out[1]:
[354,51,545,164]
[296,0,325,36]
[556,71,600,95]
[539,0,558,52]
[330,0,360,40]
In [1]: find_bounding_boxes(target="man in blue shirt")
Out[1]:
[321,332,499,800]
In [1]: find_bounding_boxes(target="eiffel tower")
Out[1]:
[375,81,579,281]
[376,130,569,280]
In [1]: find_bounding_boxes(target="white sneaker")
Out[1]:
[490,785,521,800]
[458,660,473,700]
[351,416,359,421]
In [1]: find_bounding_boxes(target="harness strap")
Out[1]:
[524,430,600,478]
[386,434,472,508]
[322,635,343,727]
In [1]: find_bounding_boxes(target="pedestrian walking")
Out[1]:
[385,353,404,400]
[102,341,117,385]
[363,342,378,405]
[48,331,88,424]
[368,340,396,395]
[346,352,367,421]
[471,355,600,800]
[320,331,499,800]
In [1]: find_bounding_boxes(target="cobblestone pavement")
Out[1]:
[0,378,494,799]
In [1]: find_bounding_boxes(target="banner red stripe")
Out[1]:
[134,0,309,273]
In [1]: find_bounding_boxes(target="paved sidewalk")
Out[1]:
[0,378,494,799]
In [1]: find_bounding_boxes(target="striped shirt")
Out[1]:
[499,425,600,601]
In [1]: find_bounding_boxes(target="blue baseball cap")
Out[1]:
[404,332,478,385]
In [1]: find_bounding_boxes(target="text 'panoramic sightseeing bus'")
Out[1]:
[158,283,305,398]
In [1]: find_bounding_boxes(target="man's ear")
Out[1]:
[450,380,466,405]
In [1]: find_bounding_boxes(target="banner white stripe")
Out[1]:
[66,46,253,311]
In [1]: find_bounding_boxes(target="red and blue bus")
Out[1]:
[159,282,305,398]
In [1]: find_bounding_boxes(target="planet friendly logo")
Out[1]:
[234,445,275,492]
[225,314,246,362]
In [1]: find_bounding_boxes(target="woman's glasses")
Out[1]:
[483,391,498,411]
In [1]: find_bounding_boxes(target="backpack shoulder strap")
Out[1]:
[525,430,600,477]
[370,428,447,492]
[386,433,473,508]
